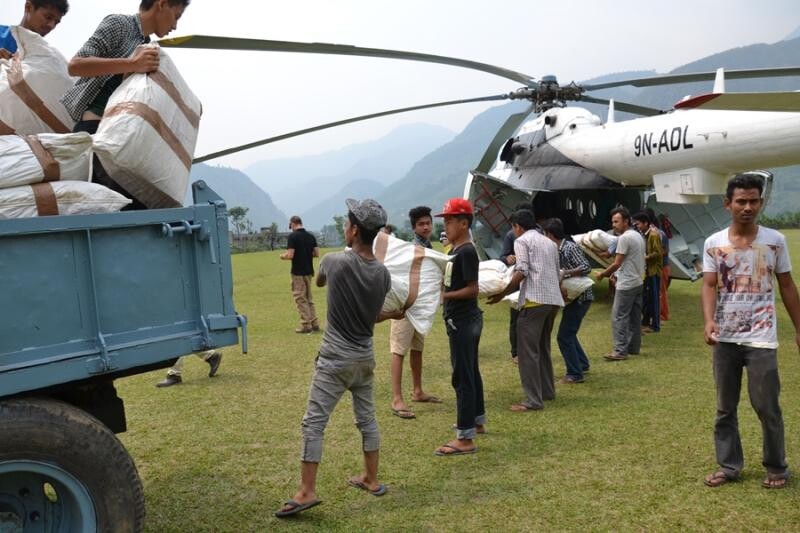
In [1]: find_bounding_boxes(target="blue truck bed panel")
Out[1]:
[0,182,244,398]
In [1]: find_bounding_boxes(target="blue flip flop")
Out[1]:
[347,478,388,496]
[274,498,322,517]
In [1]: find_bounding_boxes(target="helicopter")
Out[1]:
[159,35,800,280]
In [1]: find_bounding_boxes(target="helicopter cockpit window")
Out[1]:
[499,137,516,164]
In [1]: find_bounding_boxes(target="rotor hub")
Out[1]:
[508,76,586,112]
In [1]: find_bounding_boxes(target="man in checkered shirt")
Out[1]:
[60,0,190,207]
[489,209,564,411]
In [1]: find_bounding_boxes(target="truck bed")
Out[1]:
[0,182,245,398]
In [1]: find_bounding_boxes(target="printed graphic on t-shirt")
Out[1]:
[707,243,779,340]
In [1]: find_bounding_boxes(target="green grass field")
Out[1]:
[118,231,800,532]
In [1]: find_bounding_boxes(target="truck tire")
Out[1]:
[0,397,145,533]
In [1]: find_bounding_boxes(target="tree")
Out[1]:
[267,222,278,250]
[228,206,249,236]
[332,214,346,243]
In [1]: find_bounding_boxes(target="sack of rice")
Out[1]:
[373,232,450,335]
[562,276,594,302]
[0,132,92,188]
[0,26,74,135]
[503,290,521,310]
[93,45,201,209]
[478,259,514,296]
[588,229,617,252]
[0,181,131,219]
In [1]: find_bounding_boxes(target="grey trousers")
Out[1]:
[611,285,643,356]
[712,342,788,477]
[300,357,380,463]
[166,350,216,377]
[516,305,559,409]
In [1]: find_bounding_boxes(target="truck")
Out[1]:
[0,182,247,532]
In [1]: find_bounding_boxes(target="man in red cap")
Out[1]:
[434,198,486,456]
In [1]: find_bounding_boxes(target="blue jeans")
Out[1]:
[446,312,486,440]
[509,307,519,358]
[557,299,592,380]
[642,275,660,331]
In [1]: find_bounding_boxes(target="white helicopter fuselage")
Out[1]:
[492,106,800,189]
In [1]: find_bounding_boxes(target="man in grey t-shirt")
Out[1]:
[596,207,645,360]
[276,198,397,518]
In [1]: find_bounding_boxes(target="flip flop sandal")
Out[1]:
[434,443,477,456]
[510,404,541,412]
[703,471,734,487]
[274,498,322,517]
[412,395,443,403]
[347,478,388,496]
[391,408,416,419]
[762,474,789,489]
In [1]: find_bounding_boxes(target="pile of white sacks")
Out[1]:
[0,27,200,218]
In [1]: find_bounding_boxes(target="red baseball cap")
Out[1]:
[435,197,473,217]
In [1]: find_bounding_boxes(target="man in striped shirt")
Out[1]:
[489,210,564,411]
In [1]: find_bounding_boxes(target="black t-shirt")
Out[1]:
[287,228,317,276]
[443,242,480,320]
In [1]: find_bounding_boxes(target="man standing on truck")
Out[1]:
[281,216,321,334]
[59,0,190,207]
[275,199,396,517]
[1,0,69,59]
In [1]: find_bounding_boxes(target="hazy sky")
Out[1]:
[22,0,799,168]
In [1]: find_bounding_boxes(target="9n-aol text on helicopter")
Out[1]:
[160,35,800,281]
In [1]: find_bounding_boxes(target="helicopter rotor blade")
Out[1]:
[160,35,537,87]
[474,104,534,174]
[582,66,800,91]
[579,95,663,116]
[192,94,510,164]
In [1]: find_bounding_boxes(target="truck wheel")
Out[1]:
[0,397,145,533]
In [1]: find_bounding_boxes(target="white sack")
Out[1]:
[575,229,617,253]
[562,276,594,302]
[503,290,521,310]
[478,259,514,297]
[0,132,92,188]
[373,233,450,336]
[93,45,202,209]
[0,26,75,135]
[0,181,131,219]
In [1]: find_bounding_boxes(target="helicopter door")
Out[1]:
[466,171,536,260]
[646,170,773,281]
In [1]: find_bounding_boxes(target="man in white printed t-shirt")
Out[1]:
[596,206,645,360]
[701,172,800,490]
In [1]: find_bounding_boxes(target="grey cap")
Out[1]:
[345,198,387,231]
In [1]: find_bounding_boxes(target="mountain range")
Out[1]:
[243,123,454,228]
[191,31,800,230]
